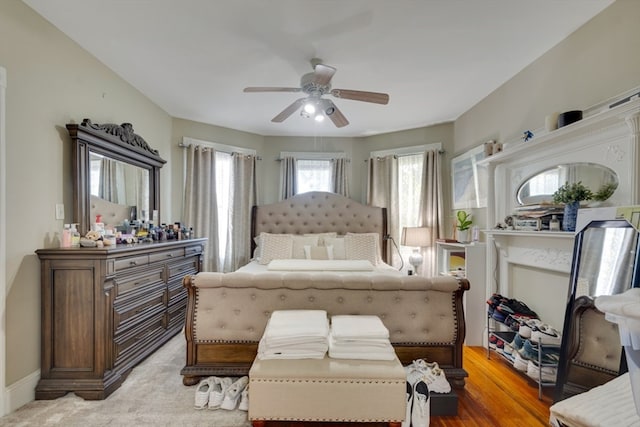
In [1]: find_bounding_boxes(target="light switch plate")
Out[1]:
[55,203,64,220]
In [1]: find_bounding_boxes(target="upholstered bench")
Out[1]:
[248,356,406,426]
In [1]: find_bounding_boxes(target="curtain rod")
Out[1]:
[364,150,445,162]
[178,142,262,160]
[276,157,351,162]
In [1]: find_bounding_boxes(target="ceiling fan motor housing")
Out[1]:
[300,72,330,95]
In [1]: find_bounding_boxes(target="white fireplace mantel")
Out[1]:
[479,95,640,340]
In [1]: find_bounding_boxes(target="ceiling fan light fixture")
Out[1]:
[303,102,316,115]
[324,106,335,116]
[314,113,325,122]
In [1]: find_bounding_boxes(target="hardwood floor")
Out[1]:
[432,346,552,426]
[266,346,553,427]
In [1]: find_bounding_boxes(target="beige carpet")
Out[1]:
[0,334,251,426]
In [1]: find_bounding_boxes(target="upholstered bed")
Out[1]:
[180,192,470,388]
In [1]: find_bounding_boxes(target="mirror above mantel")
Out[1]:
[516,162,618,206]
[68,119,166,236]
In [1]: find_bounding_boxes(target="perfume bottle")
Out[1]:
[550,215,560,231]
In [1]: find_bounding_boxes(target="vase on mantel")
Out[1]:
[563,201,580,232]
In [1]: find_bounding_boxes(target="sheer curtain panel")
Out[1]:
[279,156,297,200]
[418,150,444,277]
[223,153,257,272]
[331,157,350,197]
[182,145,219,272]
[366,155,399,266]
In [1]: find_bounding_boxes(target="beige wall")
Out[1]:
[1,1,172,385]
[3,0,639,409]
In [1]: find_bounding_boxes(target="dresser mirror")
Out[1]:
[554,219,639,401]
[68,119,166,235]
[517,162,618,205]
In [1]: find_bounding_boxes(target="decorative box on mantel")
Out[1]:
[479,94,640,346]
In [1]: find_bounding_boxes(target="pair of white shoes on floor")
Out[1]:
[404,359,451,394]
[402,379,430,427]
[194,376,249,410]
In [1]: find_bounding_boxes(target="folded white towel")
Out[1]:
[328,347,396,361]
[263,310,330,339]
[331,315,389,339]
[329,334,394,353]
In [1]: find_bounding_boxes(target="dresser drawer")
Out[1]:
[167,297,187,330]
[114,312,166,368]
[114,267,164,298]
[114,283,166,334]
[185,244,204,257]
[149,248,184,264]
[167,258,199,281]
[114,254,149,272]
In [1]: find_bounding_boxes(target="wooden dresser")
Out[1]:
[35,238,206,400]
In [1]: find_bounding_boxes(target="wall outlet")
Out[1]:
[55,203,64,220]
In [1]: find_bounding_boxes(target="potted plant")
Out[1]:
[591,182,618,205]
[552,181,593,232]
[456,210,473,243]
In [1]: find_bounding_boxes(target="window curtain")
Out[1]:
[279,156,297,200]
[223,153,257,272]
[99,157,125,204]
[331,158,350,197]
[366,155,399,267]
[182,145,219,272]
[418,150,444,277]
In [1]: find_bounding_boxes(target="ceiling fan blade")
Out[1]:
[330,89,389,105]
[244,87,301,93]
[312,64,337,86]
[323,100,349,128]
[271,98,306,123]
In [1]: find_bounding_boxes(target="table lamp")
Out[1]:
[401,227,431,274]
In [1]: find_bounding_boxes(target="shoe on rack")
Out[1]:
[491,310,507,323]
[421,367,451,394]
[401,381,413,427]
[530,324,562,346]
[411,380,430,427]
[238,384,249,411]
[526,360,558,383]
[486,293,506,314]
[208,377,232,410]
[221,376,249,410]
[510,333,525,352]
[194,377,212,409]
[518,319,544,339]
[513,352,529,372]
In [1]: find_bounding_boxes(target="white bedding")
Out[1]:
[239,259,401,276]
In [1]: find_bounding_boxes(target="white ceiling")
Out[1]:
[23,0,614,138]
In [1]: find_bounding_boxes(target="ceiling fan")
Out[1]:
[243,58,389,128]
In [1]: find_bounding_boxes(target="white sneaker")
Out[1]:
[208,377,232,410]
[405,359,439,386]
[221,376,249,410]
[530,325,562,345]
[194,378,212,409]
[421,367,451,394]
[411,380,430,427]
[401,381,413,427]
[238,384,249,411]
[513,352,529,372]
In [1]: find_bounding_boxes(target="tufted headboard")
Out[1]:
[90,195,134,228]
[251,191,388,262]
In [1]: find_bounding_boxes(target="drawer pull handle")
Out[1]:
[166,254,173,258]
[134,279,151,287]
[129,261,138,266]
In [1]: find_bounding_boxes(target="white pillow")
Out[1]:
[323,237,346,260]
[258,233,294,265]
[292,235,319,259]
[345,233,380,265]
[303,232,338,246]
[304,245,334,260]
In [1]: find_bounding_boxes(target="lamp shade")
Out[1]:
[401,227,431,247]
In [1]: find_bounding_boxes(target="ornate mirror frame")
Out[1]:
[68,119,166,235]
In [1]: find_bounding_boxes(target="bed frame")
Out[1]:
[181,192,469,387]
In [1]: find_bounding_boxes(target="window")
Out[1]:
[215,151,232,265]
[296,159,332,194]
[398,154,424,261]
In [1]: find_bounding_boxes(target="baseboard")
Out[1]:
[4,369,39,415]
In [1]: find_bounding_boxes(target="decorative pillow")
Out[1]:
[292,235,319,259]
[345,233,380,265]
[304,245,334,260]
[258,233,294,265]
[323,237,346,260]
[303,232,338,246]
